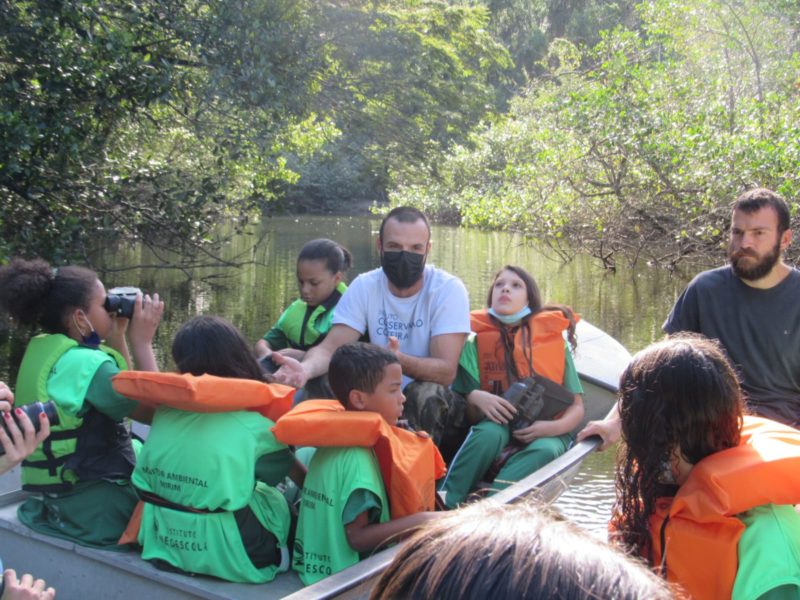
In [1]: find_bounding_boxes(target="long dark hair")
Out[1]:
[486,265,577,383]
[370,499,672,600]
[0,257,97,334]
[172,315,265,382]
[612,334,743,560]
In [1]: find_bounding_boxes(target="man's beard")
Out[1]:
[729,241,781,281]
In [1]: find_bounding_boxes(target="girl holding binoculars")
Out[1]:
[0,257,163,548]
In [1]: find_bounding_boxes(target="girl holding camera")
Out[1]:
[0,257,163,548]
[438,265,584,508]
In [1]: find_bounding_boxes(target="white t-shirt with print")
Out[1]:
[333,265,470,387]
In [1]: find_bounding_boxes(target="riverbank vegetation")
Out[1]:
[1,0,797,269]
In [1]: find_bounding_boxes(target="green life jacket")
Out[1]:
[293,446,390,586]
[15,333,133,492]
[275,281,346,350]
[132,407,291,583]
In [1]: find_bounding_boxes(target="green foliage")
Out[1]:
[281,1,512,210]
[0,0,327,264]
[0,0,514,262]
[392,0,800,269]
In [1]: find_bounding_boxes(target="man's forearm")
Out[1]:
[397,352,456,386]
[300,345,333,381]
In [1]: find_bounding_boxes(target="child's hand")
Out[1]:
[468,390,517,425]
[511,420,549,444]
[0,405,50,476]
[2,568,56,600]
[128,292,164,348]
[576,417,621,451]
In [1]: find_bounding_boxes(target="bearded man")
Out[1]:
[275,206,471,459]
[663,187,800,426]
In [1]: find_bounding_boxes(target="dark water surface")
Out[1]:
[0,215,696,536]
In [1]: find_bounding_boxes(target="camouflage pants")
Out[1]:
[402,381,469,464]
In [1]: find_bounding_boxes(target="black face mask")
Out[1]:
[381,250,426,289]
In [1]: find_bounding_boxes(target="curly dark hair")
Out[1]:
[612,333,743,561]
[0,257,97,334]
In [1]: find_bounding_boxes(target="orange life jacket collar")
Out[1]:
[272,400,446,519]
[111,371,295,423]
[471,309,571,394]
[648,416,800,600]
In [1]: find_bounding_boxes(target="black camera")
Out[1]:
[104,286,141,319]
[259,355,279,375]
[504,377,545,431]
[0,401,60,456]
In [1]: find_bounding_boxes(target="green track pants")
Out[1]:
[438,419,571,509]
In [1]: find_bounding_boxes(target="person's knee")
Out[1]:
[472,420,511,447]
[525,436,570,462]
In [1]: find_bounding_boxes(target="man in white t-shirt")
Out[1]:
[275,206,471,458]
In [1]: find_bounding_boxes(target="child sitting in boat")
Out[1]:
[613,334,800,600]
[0,257,163,549]
[126,315,304,583]
[256,238,352,397]
[273,342,443,585]
[438,265,584,508]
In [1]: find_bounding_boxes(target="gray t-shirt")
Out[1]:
[663,266,800,426]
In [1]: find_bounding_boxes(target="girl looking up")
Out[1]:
[438,265,584,508]
[0,257,163,548]
[613,334,800,599]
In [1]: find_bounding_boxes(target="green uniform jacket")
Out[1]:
[293,446,389,585]
[132,407,292,583]
[263,282,347,351]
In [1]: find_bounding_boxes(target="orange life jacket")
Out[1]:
[111,371,295,423]
[112,371,295,546]
[272,400,447,519]
[471,309,571,393]
[647,416,800,600]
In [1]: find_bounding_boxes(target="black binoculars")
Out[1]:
[104,287,141,319]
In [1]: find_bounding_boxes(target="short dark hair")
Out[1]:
[370,499,672,600]
[378,206,430,245]
[172,315,265,382]
[329,342,400,406]
[732,188,792,234]
[297,238,352,275]
[0,257,97,334]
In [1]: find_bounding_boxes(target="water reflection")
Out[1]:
[0,215,697,536]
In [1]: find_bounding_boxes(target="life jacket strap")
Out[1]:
[135,488,227,515]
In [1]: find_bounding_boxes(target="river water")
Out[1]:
[0,215,699,537]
